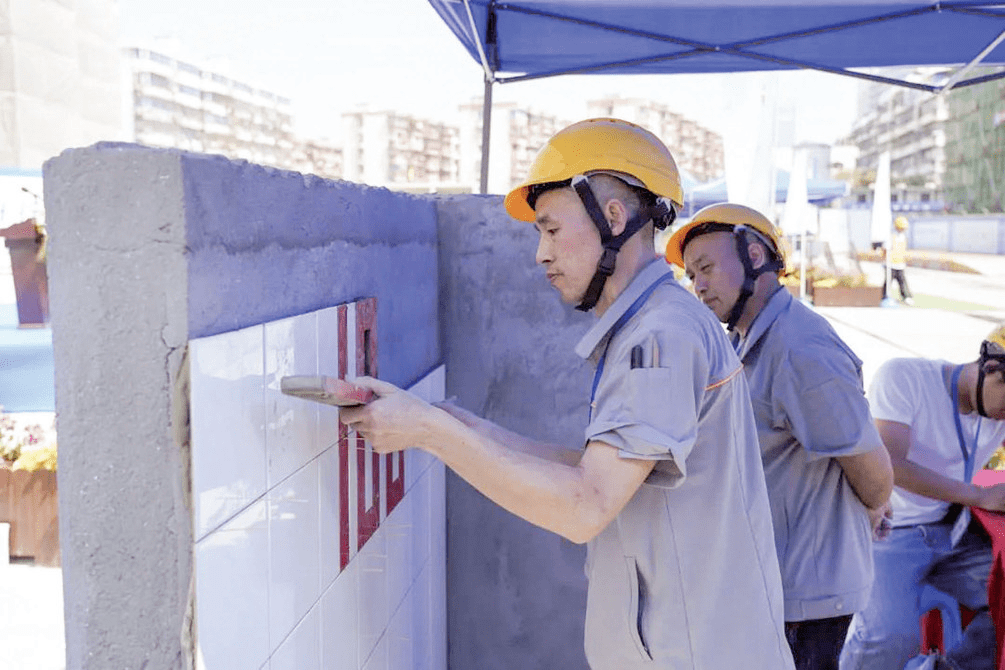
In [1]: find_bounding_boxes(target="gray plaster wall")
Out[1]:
[436,195,595,670]
[43,143,439,669]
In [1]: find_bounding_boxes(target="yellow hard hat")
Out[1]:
[503,118,684,222]
[985,324,1005,354]
[664,202,786,270]
[894,216,909,231]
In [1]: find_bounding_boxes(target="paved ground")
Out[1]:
[1,252,1000,670]
[0,564,65,670]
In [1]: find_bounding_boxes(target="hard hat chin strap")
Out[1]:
[976,341,1005,418]
[725,225,784,331]
[571,175,666,312]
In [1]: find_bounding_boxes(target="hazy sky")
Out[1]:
[117,0,862,145]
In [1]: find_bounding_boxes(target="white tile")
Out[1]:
[195,500,271,670]
[428,462,447,670]
[407,365,445,404]
[270,607,321,670]
[383,489,413,618]
[265,312,321,487]
[408,472,431,571]
[317,306,347,452]
[319,445,343,590]
[356,525,388,664]
[360,633,387,670]
[269,461,321,647]
[429,462,446,575]
[407,563,432,670]
[190,324,267,540]
[386,582,415,670]
[321,560,359,670]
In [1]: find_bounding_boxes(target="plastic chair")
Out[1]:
[918,584,964,654]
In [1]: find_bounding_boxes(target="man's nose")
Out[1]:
[535,236,551,265]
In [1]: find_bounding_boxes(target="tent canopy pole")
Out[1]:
[480,76,493,194]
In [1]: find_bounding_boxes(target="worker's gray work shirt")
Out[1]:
[733,286,878,622]
[575,260,794,670]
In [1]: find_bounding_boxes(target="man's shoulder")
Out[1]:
[875,356,936,381]
[760,298,858,368]
[641,283,729,339]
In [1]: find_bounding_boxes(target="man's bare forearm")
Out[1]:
[436,402,583,465]
[417,411,618,543]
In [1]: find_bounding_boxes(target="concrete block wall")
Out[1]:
[43,144,440,669]
[435,195,595,670]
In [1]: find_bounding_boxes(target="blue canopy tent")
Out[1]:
[686,169,849,215]
[427,0,1005,192]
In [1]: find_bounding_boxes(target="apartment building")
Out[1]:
[457,96,724,195]
[128,46,341,179]
[342,110,460,190]
[844,68,950,210]
[587,97,725,183]
[943,68,1005,213]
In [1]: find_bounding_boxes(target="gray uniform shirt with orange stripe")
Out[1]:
[733,286,878,622]
[575,260,794,670]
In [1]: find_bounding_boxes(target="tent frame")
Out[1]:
[457,0,1005,193]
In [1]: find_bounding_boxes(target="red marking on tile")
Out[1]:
[356,298,382,551]
[337,303,350,571]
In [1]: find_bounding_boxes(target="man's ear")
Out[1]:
[747,240,768,270]
[604,198,629,236]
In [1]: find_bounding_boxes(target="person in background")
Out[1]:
[884,215,914,305]
[341,119,795,669]
[840,326,1005,670]
[665,202,894,670]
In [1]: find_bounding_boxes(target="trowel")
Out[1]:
[280,375,375,407]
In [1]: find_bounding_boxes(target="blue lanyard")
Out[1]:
[589,272,675,420]
[950,364,982,483]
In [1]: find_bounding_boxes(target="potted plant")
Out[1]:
[0,410,59,565]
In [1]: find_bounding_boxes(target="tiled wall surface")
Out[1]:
[190,300,446,670]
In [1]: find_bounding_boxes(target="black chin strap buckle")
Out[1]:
[597,246,617,277]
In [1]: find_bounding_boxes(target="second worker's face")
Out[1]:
[533,188,604,305]
[682,231,745,324]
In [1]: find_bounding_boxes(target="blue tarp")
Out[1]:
[430,1,1005,90]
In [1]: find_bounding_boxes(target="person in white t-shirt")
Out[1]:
[841,326,1005,670]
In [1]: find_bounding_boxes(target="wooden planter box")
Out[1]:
[0,465,59,566]
[811,285,883,307]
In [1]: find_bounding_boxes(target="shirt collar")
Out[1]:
[734,285,790,360]
[574,259,674,360]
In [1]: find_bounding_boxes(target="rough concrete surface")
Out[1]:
[44,144,192,670]
[41,143,441,669]
[436,194,595,670]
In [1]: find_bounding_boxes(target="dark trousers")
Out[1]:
[785,614,854,670]
[883,268,912,300]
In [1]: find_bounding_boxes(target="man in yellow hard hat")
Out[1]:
[841,325,1005,670]
[884,216,913,305]
[341,119,795,669]
[666,202,894,670]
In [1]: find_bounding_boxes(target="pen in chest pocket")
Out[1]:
[630,345,644,369]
